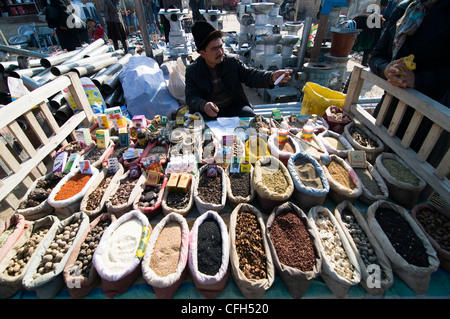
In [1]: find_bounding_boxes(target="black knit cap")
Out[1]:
[192,21,223,52]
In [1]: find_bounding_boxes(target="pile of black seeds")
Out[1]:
[197,218,222,276]
[229,172,251,198]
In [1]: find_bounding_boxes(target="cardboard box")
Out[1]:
[177,173,191,193]
[146,171,161,186]
[75,128,92,148]
[53,151,68,173]
[132,115,146,128]
[96,129,110,149]
[167,173,180,192]
[348,150,367,168]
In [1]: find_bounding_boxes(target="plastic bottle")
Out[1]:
[301,119,315,142]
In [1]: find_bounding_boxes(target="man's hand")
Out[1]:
[203,102,219,118]
[272,69,293,84]
[384,57,415,89]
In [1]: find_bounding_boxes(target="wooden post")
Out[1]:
[310,13,329,62]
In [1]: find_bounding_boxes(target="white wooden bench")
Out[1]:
[343,65,450,208]
[0,72,94,215]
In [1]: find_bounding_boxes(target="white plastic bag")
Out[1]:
[166,57,186,104]
[119,56,179,119]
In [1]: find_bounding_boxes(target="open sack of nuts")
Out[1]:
[194,164,227,215]
[22,212,90,299]
[0,215,59,299]
[15,172,65,221]
[0,214,29,263]
[308,206,361,298]
[229,203,275,299]
[92,210,151,298]
[367,200,439,294]
[47,168,100,219]
[63,213,116,299]
[334,200,394,296]
[141,212,190,299]
[410,203,450,272]
[188,210,230,299]
[80,164,124,218]
[266,201,322,299]
[253,156,294,214]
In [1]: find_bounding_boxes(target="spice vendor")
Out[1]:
[185,21,293,120]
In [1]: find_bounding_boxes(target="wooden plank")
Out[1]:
[435,148,450,179]
[22,110,49,146]
[417,123,443,162]
[0,180,20,209]
[38,100,61,136]
[375,92,393,126]
[350,103,450,200]
[7,121,47,176]
[0,111,87,204]
[360,69,450,130]
[401,110,423,148]
[0,75,71,128]
[387,100,407,136]
[343,65,364,112]
[0,141,34,187]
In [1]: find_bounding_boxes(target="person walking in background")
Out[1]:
[45,0,89,51]
[104,0,128,53]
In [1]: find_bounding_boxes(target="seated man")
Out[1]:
[185,21,292,120]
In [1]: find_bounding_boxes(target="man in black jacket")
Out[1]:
[368,0,450,166]
[185,21,292,120]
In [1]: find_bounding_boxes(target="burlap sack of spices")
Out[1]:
[344,122,384,164]
[0,215,59,299]
[142,213,190,299]
[93,210,151,298]
[105,170,147,217]
[229,203,275,299]
[334,200,394,296]
[287,152,330,211]
[253,156,294,214]
[80,164,124,218]
[161,174,196,217]
[225,164,255,208]
[321,155,363,204]
[410,203,450,273]
[308,206,361,298]
[367,200,439,294]
[266,201,322,299]
[188,210,230,299]
[63,213,116,299]
[0,214,29,263]
[48,167,100,219]
[22,212,90,299]
[194,164,227,215]
[15,172,65,221]
[375,153,426,209]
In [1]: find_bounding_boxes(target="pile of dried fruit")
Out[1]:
[18,172,65,209]
[109,178,138,206]
[85,174,114,211]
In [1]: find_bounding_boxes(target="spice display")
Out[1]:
[293,157,323,189]
[261,166,288,193]
[85,174,114,211]
[197,218,222,276]
[416,206,450,251]
[4,226,50,277]
[84,146,107,163]
[70,220,111,277]
[166,188,190,209]
[33,219,82,279]
[382,158,420,186]
[19,172,65,209]
[54,173,92,201]
[350,126,378,148]
[375,207,429,267]
[235,211,267,280]
[327,160,355,189]
[354,167,382,195]
[277,140,295,153]
[229,172,251,198]
[340,210,387,280]
[323,136,346,150]
[138,184,162,208]
[109,177,138,206]
[197,169,222,205]
[269,211,316,271]
[149,221,182,277]
[102,218,142,274]
[314,211,357,280]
